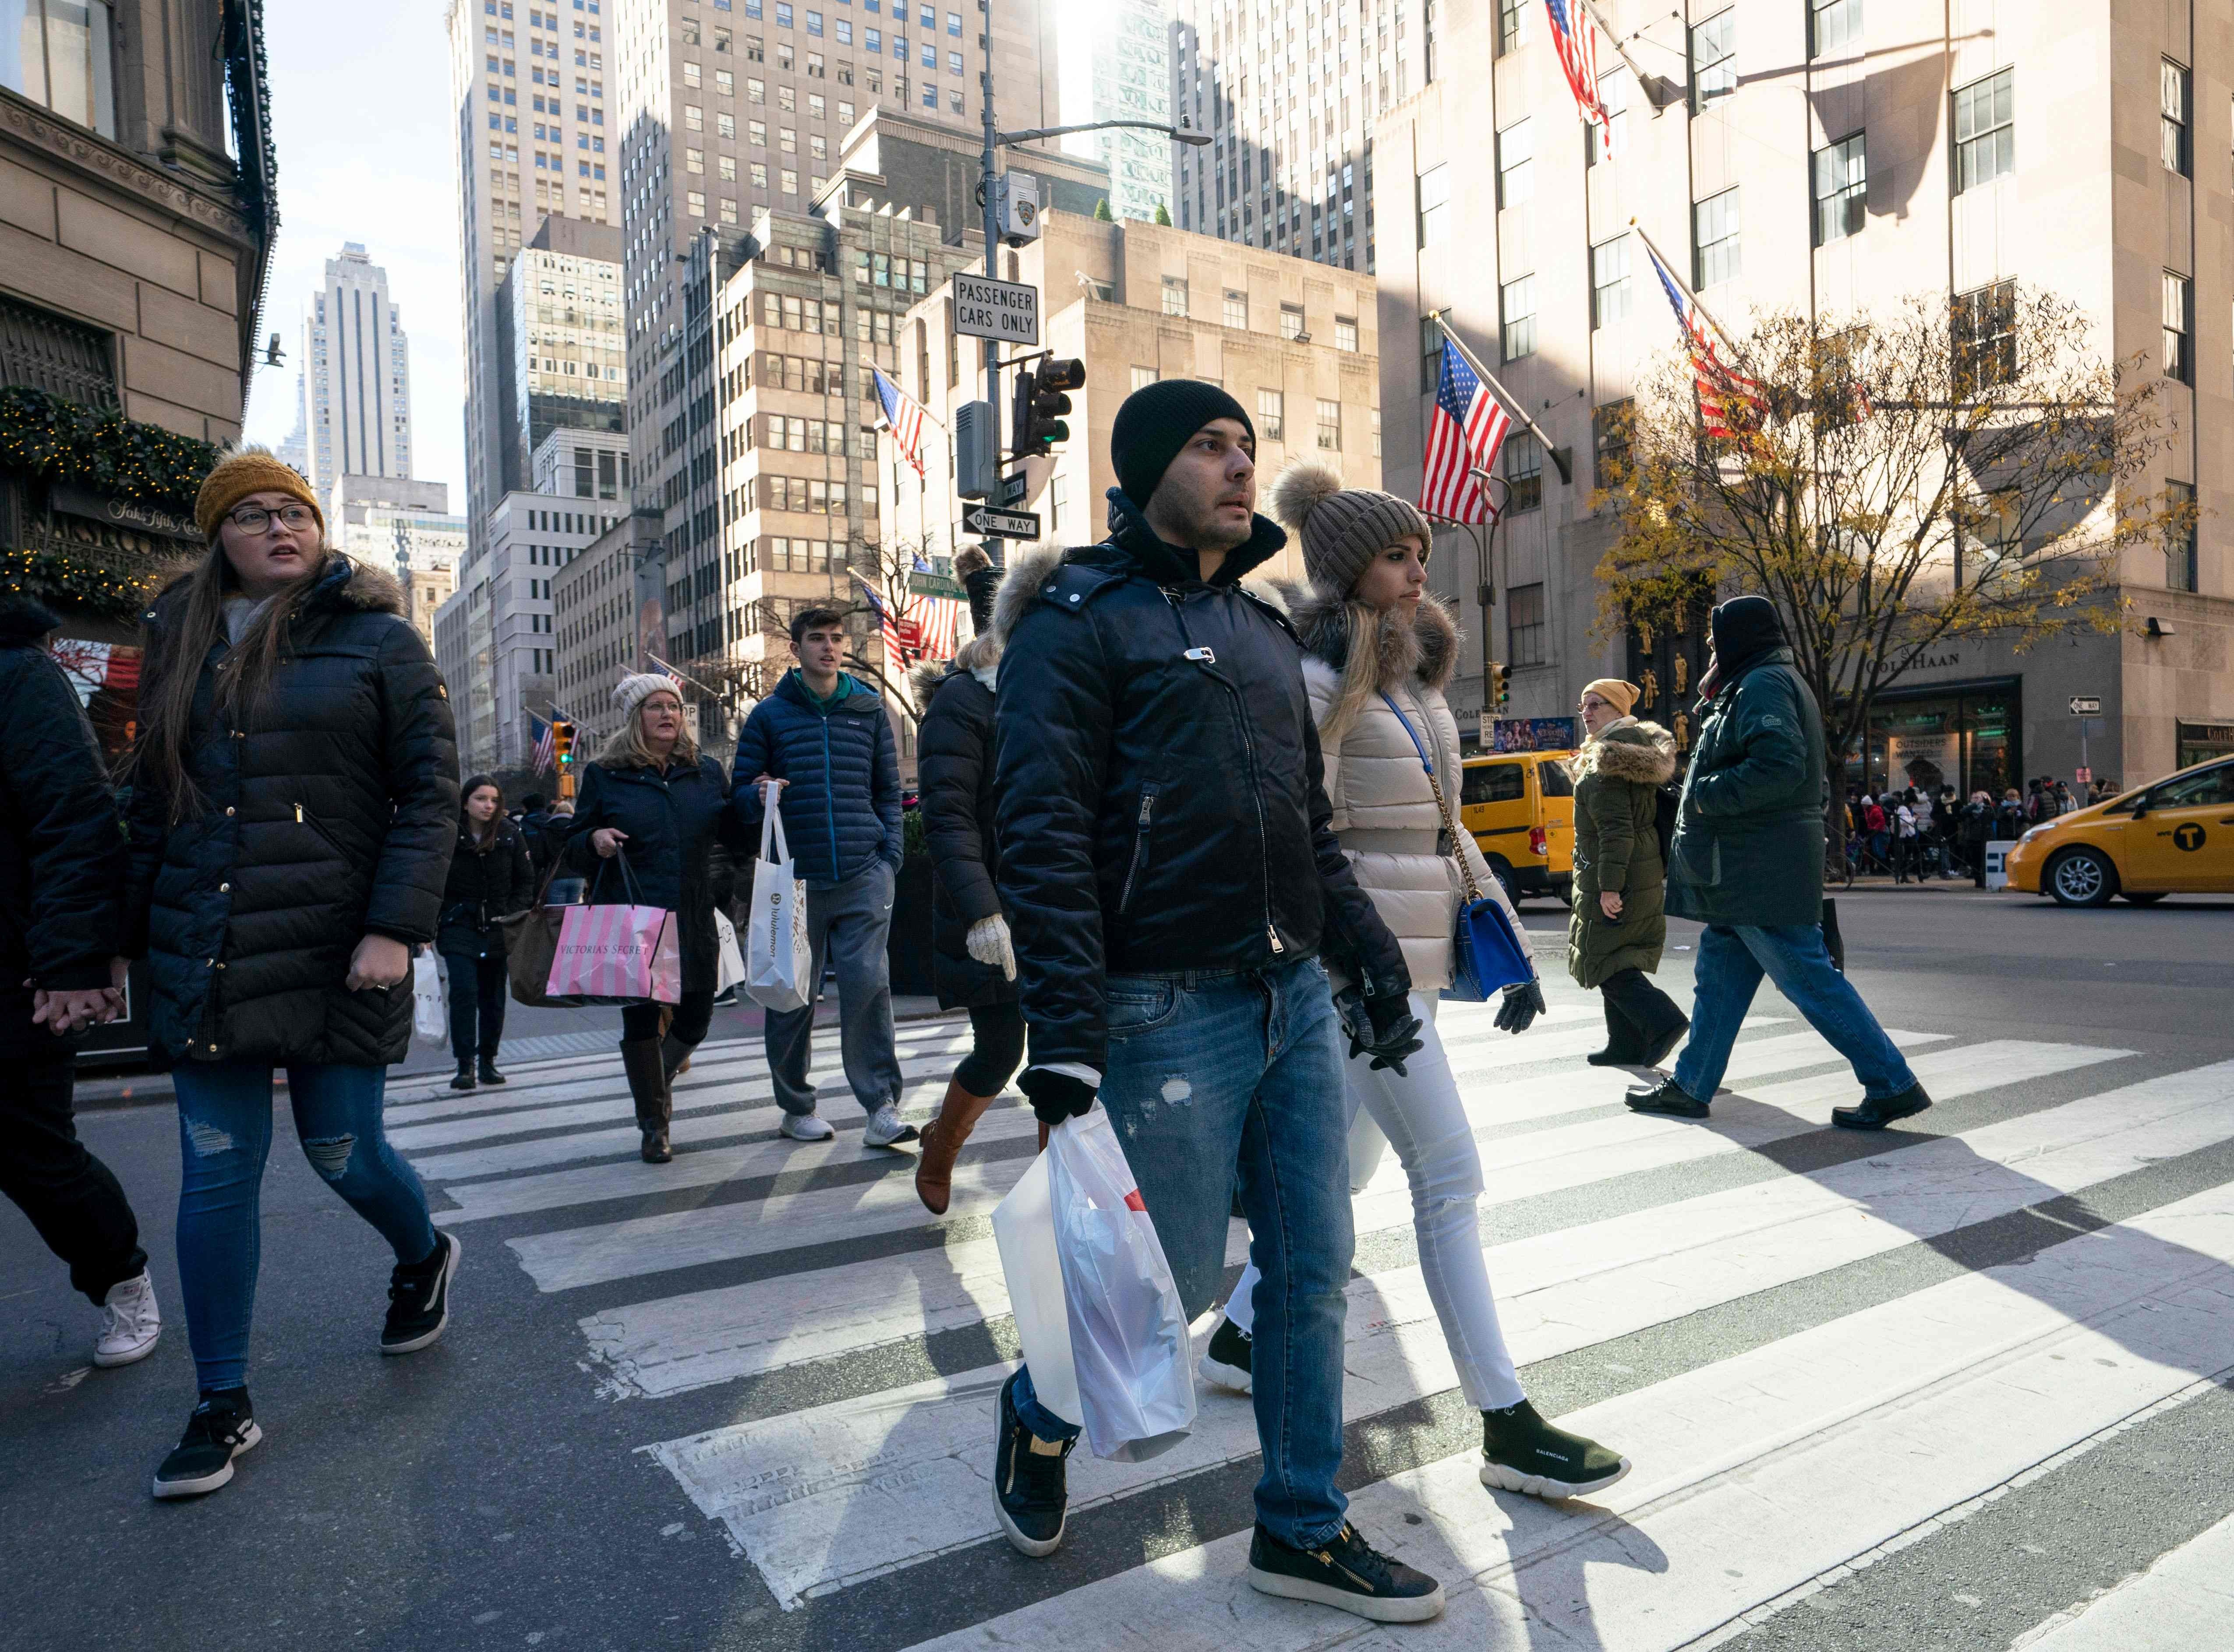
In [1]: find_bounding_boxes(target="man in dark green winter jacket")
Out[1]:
[1626,596,1930,1130]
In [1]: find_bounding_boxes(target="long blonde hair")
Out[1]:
[123,539,333,821]
[598,695,700,771]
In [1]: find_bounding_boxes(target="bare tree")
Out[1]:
[1596,286,2194,858]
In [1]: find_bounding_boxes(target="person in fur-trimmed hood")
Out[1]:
[1566,680,1689,1067]
[1199,460,1633,1510]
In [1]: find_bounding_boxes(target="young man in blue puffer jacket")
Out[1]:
[732,605,913,1146]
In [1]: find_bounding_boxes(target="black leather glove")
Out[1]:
[1495,978,1545,1035]
[1335,985,1425,1077]
[1019,1067,1096,1130]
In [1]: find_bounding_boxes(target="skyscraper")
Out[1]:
[300,243,416,514]
[1071,0,1176,222]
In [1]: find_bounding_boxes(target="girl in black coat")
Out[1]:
[438,774,535,1091]
[909,547,1025,1214]
[566,674,745,1162]
[119,452,461,1501]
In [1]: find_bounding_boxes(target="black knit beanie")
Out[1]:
[1109,379,1255,509]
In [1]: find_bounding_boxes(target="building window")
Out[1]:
[1593,399,1633,487]
[1130,365,1158,391]
[3,0,118,137]
[1812,133,1866,245]
[1280,303,1305,341]
[1953,68,2013,192]
[1693,187,1740,286]
[0,297,118,407]
[1316,398,1341,451]
[1372,407,1382,457]
[1503,432,1542,514]
[686,146,704,173]
[2165,480,2197,591]
[1500,275,1536,361]
[1586,71,1626,166]
[1417,162,1450,245]
[1223,288,1248,329]
[1810,0,1860,56]
[685,103,703,130]
[2160,59,2189,176]
[1334,316,1358,352]
[1690,10,1735,111]
[1162,275,1188,316]
[1507,582,1545,666]
[2161,271,2191,384]
[1591,235,1631,328]
[1497,0,1527,53]
[1951,279,2015,394]
[1421,312,1445,364]
[1495,121,1531,208]
[1258,388,1285,441]
[687,189,705,215]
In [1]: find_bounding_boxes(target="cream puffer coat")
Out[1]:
[1293,589,1520,992]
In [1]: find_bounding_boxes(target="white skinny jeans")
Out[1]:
[1223,994,1526,1411]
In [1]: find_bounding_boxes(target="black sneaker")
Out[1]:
[1246,1521,1445,1623]
[1198,1315,1254,1394]
[1832,1081,1933,1131]
[1481,1399,1632,1500]
[449,1063,477,1092]
[152,1388,261,1500]
[1625,1075,1710,1119]
[992,1368,1074,1557]
[381,1231,462,1354]
[477,1058,507,1086]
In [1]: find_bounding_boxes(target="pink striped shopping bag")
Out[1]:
[545,850,683,1004]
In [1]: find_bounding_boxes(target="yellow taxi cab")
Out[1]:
[1459,750,1576,904]
[2005,755,2234,906]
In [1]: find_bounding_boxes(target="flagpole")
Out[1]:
[1628,216,1745,359]
[1428,310,1573,484]
[1577,0,1674,108]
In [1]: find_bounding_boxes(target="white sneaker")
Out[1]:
[94,1271,162,1368]
[780,1112,835,1142]
[862,1103,920,1148]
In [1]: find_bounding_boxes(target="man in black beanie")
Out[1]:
[1629,593,1931,1128]
[987,381,1443,1623]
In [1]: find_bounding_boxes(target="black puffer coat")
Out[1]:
[438,818,536,959]
[121,556,460,1068]
[0,594,128,996]
[912,641,1013,1010]
[992,493,1408,1073]
[564,753,745,992]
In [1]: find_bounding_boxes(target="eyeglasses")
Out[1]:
[227,504,316,533]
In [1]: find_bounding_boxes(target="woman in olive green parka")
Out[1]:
[1566,679,1690,1067]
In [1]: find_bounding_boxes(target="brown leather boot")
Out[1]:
[915,1076,998,1214]
[621,1038,673,1162]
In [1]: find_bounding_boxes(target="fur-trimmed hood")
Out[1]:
[1570,717,1677,784]
[0,591,61,649]
[145,552,408,627]
[1287,585,1461,693]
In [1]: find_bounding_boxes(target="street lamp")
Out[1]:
[1421,466,1510,746]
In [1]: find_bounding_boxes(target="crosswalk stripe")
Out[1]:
[635,1051,2192,1611]
[2016,1506,2234,1651]
[888,1177,2234,1652]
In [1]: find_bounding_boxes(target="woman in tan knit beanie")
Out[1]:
[1195,461,1633,1504]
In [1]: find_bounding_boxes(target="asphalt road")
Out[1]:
[3,886,2230,1652]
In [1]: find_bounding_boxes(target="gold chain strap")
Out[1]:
[1388,690,1486,907]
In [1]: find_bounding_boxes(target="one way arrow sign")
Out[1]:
[964,505,1041,540]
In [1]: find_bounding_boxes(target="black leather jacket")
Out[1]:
[992,491,1407,1073]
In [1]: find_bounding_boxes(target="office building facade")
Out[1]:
[497,215,627,495]
[300,242,416,515]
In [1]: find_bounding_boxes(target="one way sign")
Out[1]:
[964,505,1041,540]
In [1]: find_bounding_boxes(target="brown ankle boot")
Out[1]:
[915,1076,997,1214]
[620,1038,673,1162]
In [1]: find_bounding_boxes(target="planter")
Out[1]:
[887,858,936,996]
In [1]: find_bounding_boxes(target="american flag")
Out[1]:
[871,366,928,478]
[858,580,966,676]
[530,712,557,774]
[1420,340,1515,524]
[1544,0,1618,158]
[1644,238,1766,441]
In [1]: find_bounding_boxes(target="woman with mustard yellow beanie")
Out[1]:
[120,448,462,1500]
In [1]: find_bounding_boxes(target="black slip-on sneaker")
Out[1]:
[1624,1076,1710,1119]
[381,1231,461,1354]
[1832,1082,1933,1131]
[993,1369,1074,1557]
[152,1389,260,1500]
[1198,1315,1254,1394]
[1246,1521,1445,1623]
[1481,1398,1632,1500]
[1637,1013,1691,1070]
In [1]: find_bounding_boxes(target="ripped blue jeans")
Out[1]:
[173,1062,438,1391]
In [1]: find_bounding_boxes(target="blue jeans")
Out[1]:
[173,1062,438,1391]
[1013,958,1354,1549]
[1673,924,1918,1105]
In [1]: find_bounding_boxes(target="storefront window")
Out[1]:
[2177,721,2234,771]
[1846,679,2022,801]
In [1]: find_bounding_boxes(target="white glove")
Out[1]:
[966,913,1016,981]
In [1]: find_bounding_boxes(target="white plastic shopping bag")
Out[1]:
[412,951,447,1047]
[1046,1105,1195,1461]
[990,1145,1081,1433]
[745,785,814,1013]
[714,908,746,992]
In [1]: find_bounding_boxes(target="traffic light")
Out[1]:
[1011,357,1086,459]
[552,719,576,770]
[1492,664,1512,711]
